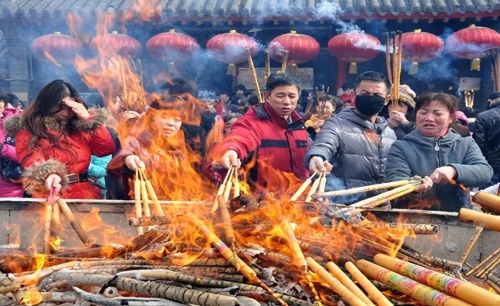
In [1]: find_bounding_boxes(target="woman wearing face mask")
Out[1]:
[108,98,212,200]
[6,79,116,199]
[385,92,492,212]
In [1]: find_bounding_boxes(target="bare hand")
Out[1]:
[415,176,433,192]
[124,154,145,171]
[387,117,399,128]
[430,166,457,184]
[220,150,241,169]
[389,111,408,125]
[63,98,90,120]
[45,174,62,193]
[308,156,333,173]
[312,120,325,130]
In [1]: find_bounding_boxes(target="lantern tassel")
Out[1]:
[471,58,481,71]
[409,61,419,75]
[348,62,358,74]
[227,63,237,76]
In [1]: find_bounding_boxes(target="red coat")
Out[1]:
[14,109,115,199]
[216,103,309,186]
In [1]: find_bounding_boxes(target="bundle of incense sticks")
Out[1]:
[134,167,164,234]
[386,31,403,111]
[373,253,500,306]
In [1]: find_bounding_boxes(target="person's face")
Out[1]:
[265,85,299,117]
[154,113,182,137]
[355,80,388,99]
[220,94,230,103]
[388,102,408,114]
[317,101,335,118]
[416,101,453,138]
[49,97,75,124]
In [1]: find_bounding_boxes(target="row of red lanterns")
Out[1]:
[31,26,500,74]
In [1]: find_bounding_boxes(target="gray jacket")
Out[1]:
[306,109,397,191]
[386,130,493,212]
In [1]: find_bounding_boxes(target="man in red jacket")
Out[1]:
[214,73,310,187]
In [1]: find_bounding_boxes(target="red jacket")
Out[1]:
[216,103,309,186]
[12,109,115,199]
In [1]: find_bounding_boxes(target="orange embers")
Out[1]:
[19,254,45,305]
[20,288,43,306]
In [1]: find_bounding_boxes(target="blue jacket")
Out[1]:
[88,155,111,190]
[386,130,493,212]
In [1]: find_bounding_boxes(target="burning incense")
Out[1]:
[264,49,271,83]
[290,171,318,201]
[247,48,263,104]
[390,223,440,235]
[476,255,500,278]
[138,170,151,220]
[50,202,62,239]
[233,167,240,198]
[374,253,500,306]
[43,203,52,254]
[472,191,500,214]
[349,181,419,210]
[211,166,234,212]
[281,50,289,74]
[344,261,393,306]
[57,199,93,247]
[459,208,500,232]
[318,171,327,194]
[356,259,471,306]
[128,216,170,227]
[305,174,322,203]
[326,261,374,305]
[280,221,323,305]
[316,179,416,197]
[459,226,483,265]
[306,257,365,306]
[139,168,164,216]
[217,195,237,250]
[134,168,143,235]
[189,216,287,306]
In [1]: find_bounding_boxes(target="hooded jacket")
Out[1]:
[306,108,397,193]
[386,130,493,212]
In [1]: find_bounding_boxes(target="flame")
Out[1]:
[42,49,61,68]
[49,237,62,251]
[121,0,163,23]
[20,288,43,306]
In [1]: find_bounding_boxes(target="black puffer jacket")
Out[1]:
[306,108,397,191]
[386,130,493,212]
[473,103,500,175]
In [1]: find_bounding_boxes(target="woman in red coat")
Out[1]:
[8,80,116,199]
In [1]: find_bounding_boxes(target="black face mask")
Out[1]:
[355,95,386,117]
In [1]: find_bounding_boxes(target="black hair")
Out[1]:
[163,77,198,97]
[342,82,355,91]
[354,71,390,93]
[415,92,457,115]
[265,73,300,93]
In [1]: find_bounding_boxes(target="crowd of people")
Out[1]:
[0,71,499,212]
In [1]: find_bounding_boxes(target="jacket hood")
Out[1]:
[403,129,462,149]
[335,108,389,130]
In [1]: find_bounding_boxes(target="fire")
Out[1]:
[121,0,163,23]
[20,288,43,306]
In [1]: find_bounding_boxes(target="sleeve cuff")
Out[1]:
[22,159,68,195]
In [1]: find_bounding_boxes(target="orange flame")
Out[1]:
[20,287,43,306]
[121,0,163,23]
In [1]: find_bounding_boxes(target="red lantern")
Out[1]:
[401,29,444,75]
[206,30,259,75]
[446,25,500,71]
[328,32,381,74]
[31,32,82,65]
[146,29,199,62]
[91,31,142,57]
[268,30,320,65]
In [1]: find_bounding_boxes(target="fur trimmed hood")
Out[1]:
[2,108,108,136]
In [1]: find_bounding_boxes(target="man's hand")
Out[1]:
[312,119,325,130]
[220,150,241,169]
[45,174,62,193]
[124,155,145,171]
[415,176,433,193]
[308,156,333,173]
[389,111,409,125]
[430,166,457,184]
[63,98,90,120]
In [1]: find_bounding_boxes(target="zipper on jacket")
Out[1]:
[434,138,441,210]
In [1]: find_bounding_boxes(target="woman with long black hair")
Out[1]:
[7,79,115,198]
